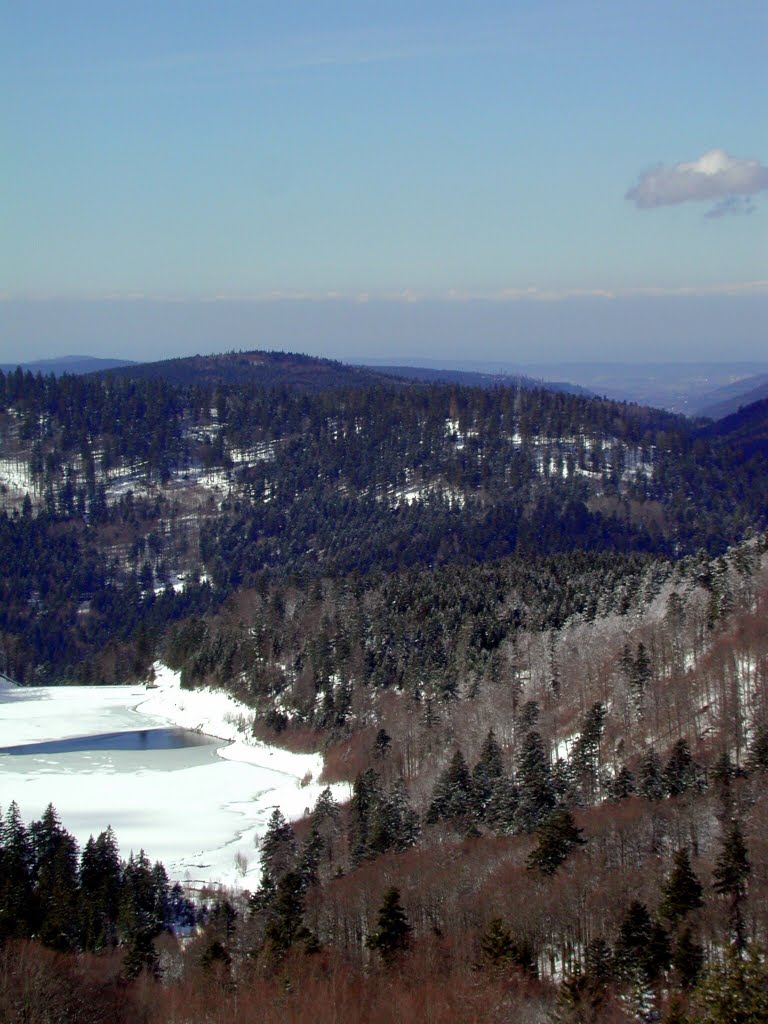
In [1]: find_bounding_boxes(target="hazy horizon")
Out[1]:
[3,2,766,367]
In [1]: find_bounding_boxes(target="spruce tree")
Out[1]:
[526,809,586,876]
[712,819,750,951]
[638,748,665,801]
[607,765,636,801]
[478,917,516,969]
[664,738,700,797]
[0,801,34,940]
[426,750,476,831]
[485,774,519,834]
[659,848,703,926]
[514,731,556,833]
[259,807,297,883]
[366,887,412,967]
[472,730,505,815]
[614,900,670,983]
[80,827,123,951]
[671,926,704,990]
[30,805,80,951]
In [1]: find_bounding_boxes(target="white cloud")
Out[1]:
[626,148,768,214]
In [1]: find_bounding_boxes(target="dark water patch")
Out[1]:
[0,728,218,757]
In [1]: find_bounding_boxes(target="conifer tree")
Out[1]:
[259,807,297,884]
[638,748,665,801]
[472,730,505,815]
[366,887,412,967]
[671,926,704,990]
[485,774,519,834]
[607,765,636,801]
[570,702,606,802]
[0,801,34,940]
[426,750,476,831]
[30,804,80,951]
[713,819,750,951]
[348,768,384,864]
[79,827,123,951]
[514,731,556,833]
[664,739,700,797]
[526,809,586,876]
[614,900,670,983]
[478,917,516,969]
[659,848,703,926]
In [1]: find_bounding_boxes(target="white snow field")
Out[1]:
[0,665,344,890]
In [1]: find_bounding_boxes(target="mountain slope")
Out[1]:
[696,373,768,420]
[99,349,399,391]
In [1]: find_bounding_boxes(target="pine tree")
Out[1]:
[485,774,519,834]
[366,887,412,967]
[638,748,665,801]
[472,730,505,816]
[526,809,586,876]
[348,768,384,864]
[426,750,476,830]
[712,819,750,951]
[514,731,556,833]
[664,739,700,797]
[614,900,670,983]
[659,848,703,926]
[30,804,80,951]
[671,926,704,990]
[0,801,34,940]
[79,826,123,951]
[259,807,297,884]
[478,917,516,969]
[607,765,636,801]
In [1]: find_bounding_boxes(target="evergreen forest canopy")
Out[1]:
[0,350,766,685]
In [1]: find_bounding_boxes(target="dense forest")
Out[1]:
[2,350,768,1021]
[1,354,766,684]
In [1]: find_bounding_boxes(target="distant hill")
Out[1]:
[372,363,593,396]
[694,373,768,420]
[106,349,597,398]
[0,355,136,376]
[697,396,768,460]
[100,349,399,391]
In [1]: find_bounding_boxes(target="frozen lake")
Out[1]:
[0,672,335,890]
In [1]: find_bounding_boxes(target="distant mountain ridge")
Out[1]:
[98,349,398,391]
[98,349,595,398]
[371,363,594,396]
[694,373,768,420]
[0,355,136,376]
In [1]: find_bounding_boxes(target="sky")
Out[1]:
[1,1,767,365]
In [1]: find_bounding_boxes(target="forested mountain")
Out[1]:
[97,349,396,390]
[367,362,593,396]
[0,356,767,684]
[3,349,768,1020]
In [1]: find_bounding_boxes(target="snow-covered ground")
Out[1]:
[0,665,346,891]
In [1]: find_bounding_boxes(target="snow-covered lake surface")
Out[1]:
[0,666,341,891]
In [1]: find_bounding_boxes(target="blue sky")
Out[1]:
[1,1,766,363]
